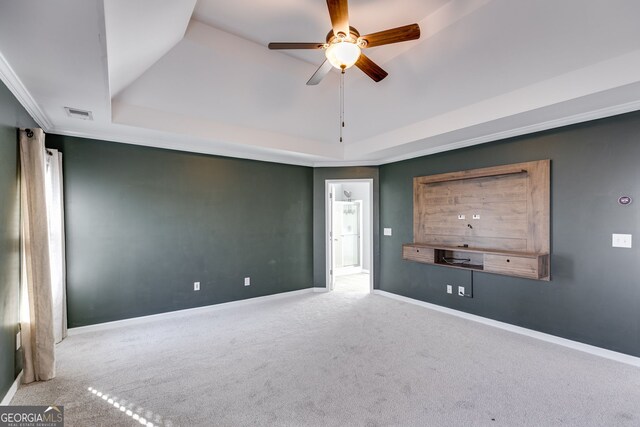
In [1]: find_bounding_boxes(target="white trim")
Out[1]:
[361,269,370,274]
[0,52,52,131]
[374,290,640,368]
[325,181,334,291]
[313,287,330,293]
[48,128,318,168]
[69,288,315,335]
[361,99,640,167]
[1,371,23,406]
[45,96,640,169]
[325,179,374,295]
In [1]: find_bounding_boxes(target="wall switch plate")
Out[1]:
[244,277,251,286]
[383,228,392,236]
[193,282,200,291]
[458,286,465,296]
[472,214,480,220]
[16,331,21,350]
[446,285,453,294]
[612,233,632,248]
[457,214,465,220]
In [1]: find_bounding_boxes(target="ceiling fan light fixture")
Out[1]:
[325,41,361,70]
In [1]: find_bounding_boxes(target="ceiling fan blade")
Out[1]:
[326,0,349,37]
[268,42,325,50]
[307,60,333,86]
[361,23,420,48]
[355,54,388,82]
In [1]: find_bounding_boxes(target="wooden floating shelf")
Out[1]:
[405,159,551,281]
[402,243,550,280]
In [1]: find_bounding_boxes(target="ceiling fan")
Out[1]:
[268,0,421,85]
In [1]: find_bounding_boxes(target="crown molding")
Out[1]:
[315,98,640,167]
[0,51,52,131]
[51,95,640,169]
[48,127,319,167]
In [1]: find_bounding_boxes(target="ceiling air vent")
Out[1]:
[64,107,93,120]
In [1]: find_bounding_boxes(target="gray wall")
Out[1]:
[313,168,379,288]
[47,135,314,327]
[379,111,640,357]
[0,81,36,400]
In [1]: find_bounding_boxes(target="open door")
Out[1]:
[327,186,335,290]
[326,180,373,293]
[332,200,362,276]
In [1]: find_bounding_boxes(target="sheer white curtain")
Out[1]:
[45,148,67,343]
[19,128,67,383]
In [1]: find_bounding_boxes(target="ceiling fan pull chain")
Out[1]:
[339,68,345,143]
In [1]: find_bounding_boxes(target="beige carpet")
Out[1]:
[10,290,640,426]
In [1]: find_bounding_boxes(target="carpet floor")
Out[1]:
[10,290,640,426]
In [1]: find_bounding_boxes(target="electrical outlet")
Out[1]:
[458,286,465,296]
[446,285,452,294]
[472,214,480,220]
[457,214,465,220]
[612,233,632,248]
[384,228,392,236]
[244,277,251,286]
[194,282,200,291]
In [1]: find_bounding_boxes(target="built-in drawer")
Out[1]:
[484,254,540,279]
[402,245,434,264]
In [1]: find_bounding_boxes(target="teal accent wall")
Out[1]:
[379,111,640,356]
[0,80,35,400]
[46,135,314,327]
[4,79,637,366]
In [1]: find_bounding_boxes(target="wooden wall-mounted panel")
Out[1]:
[407,160,550,280]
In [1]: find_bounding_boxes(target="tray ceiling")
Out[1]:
[1,0,639,166]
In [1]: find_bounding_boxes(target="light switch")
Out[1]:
[612,234,632,248]
[384,228,392,236]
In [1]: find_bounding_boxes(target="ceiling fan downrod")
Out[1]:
[340,68,345,143]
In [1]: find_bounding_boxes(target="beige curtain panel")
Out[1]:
[20,128,56,383]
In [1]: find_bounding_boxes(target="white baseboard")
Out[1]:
[361,269,370,274]
[374,290,640,368]
[313,287,329,293]
[69,288,316,335]
[1,371,23,406]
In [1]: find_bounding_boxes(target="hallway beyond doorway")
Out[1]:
[334,273,369,293]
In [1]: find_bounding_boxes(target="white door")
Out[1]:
[326,179,373,293]
[333,201,361,275]
[328,186,335,290]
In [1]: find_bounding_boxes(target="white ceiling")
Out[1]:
[1,0,640,166]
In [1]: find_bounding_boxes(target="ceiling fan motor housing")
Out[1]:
[325,26,365,47]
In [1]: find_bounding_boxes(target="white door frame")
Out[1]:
[325,179,374,293]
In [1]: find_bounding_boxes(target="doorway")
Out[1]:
[326,179,373,293]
